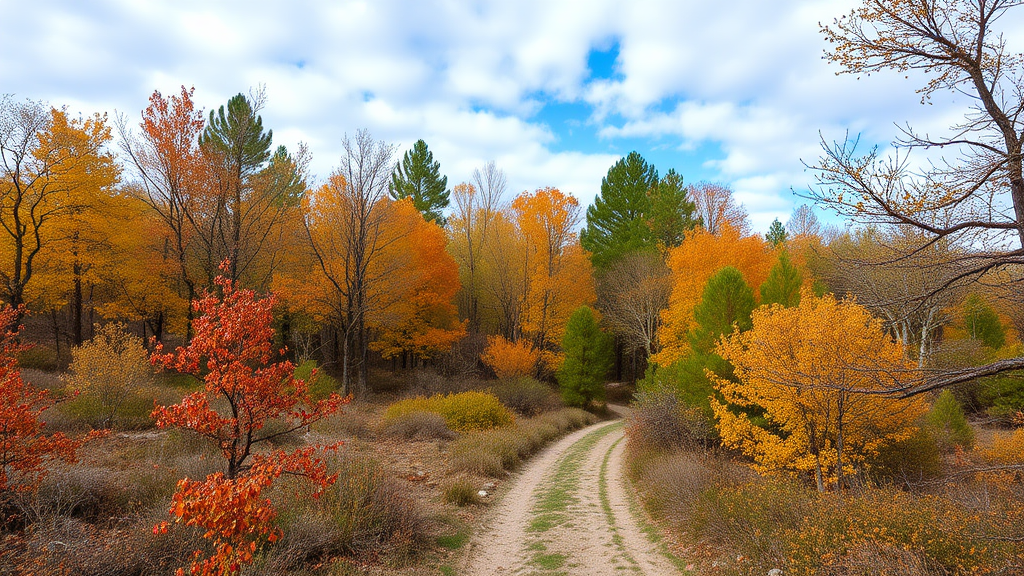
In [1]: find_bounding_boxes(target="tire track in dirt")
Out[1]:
[460,415,679,576]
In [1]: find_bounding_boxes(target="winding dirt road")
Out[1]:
[459,414,680,576]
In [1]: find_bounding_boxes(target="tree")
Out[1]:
[0,99,118,323]
[961,293,1006,350]
[759,251,803,308]
[557,306,612,408]
[689,181,749,235]
[513,187,596,352]
[596,251,672,357]
[786,204,821,239]
[151,265,345,575]
[814,0,1024,394]
[581,151,658,270]
[480,335,541,379]
[765,218,787,247]
[712,293,927,491]
[302,130,397,395]
[649,169,698,250]
[0,306,98,503]
[390,139,449,225]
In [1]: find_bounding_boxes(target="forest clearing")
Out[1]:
[4,0,1024,575]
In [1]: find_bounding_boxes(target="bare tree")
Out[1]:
[812,0,1024,395]
[689,181,750,235]
[787,204,822,239]
[596,251,672,358]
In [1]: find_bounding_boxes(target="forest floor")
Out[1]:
[457,408,682,576]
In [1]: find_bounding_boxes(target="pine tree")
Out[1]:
[557,306,612,408]
[649,169,698,249]
[200,93,273,178]
[759,251,803,308]
[390,139,449,225]
[581,151,658,270]
[765,218,787,247]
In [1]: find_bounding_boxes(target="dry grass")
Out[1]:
[381,410,457,441]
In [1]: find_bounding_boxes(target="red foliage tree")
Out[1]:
[151,263,346,575]
[0,305,98,504]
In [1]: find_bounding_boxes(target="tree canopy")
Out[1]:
[390,139,449,225]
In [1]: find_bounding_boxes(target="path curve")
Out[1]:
[460,412,679,575]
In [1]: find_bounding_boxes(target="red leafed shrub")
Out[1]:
[151,264,347,575]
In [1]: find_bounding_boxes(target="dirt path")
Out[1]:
[460,415,680,576]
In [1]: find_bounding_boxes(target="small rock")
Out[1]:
[768,569,783,576]
[478,490,489,498]
[483,482,497,491]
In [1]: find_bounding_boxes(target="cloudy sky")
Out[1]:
[1,0,995,231]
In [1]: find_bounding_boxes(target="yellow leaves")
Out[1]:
[712,292,928,484]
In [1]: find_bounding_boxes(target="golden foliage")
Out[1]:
[383,391,514,432]
[712,292,927,488]
[61,323,151,428]
[480,335,541,379]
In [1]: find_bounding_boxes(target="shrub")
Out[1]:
[868,426,943,486]
[925,390,975,450]
[983,426,1024,465]
[60,323,152,429]
[292,359,341,401]
[382,410,457,440]
[480,335,540,379]
[490,377,561,416]
[16,345,61,371]
[448,408,596,476]
[383,391,514,432]
[443,478,480,506]
[626,391,717,453]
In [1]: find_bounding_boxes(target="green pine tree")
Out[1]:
[581,151,658,270]
[557,306,613,408]
[391,139,450,225]
[200,93,273,178]
[649,169,698,249]
[765,218,787,247]
[759,251,803,308]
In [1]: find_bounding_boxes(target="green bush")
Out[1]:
[925,390,975,450]
[293,359,340,401]
[17,345,61,371]
[867,426,943,486]
[384,391,514,432]
[490,377,561,416]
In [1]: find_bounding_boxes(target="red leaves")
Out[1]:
[0,305,100,496]
[151,268,346,575]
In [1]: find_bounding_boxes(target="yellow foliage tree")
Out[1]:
[654,223,775,366]
[712,292,927,492]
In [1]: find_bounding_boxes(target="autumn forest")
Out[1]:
[4,1,1024,575]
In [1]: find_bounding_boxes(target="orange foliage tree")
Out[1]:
[151,263,345,575]
[653,223,775,366]
[368,198,466,362]
[0,306,98,501]
[512,187,595,352]
[712,293,927,492]
[480,335,541,379]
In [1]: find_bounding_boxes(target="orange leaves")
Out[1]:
[711,293,927,488]
[511,187,595,349]
[480,335,541,379]
[654,224,775,366]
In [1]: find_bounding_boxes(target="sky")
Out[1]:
[2,0,1005,231]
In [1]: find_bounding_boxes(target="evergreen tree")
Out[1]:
[649,169,698,249]
[581,151,658,270]
[200,93,273,178]
[765,218,787,247]
[759,251,803,308]
[557,306,613,408]
[390,139,449,225]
